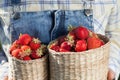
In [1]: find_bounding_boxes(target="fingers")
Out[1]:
[4,76,8,80]
[4,76,13,80]
[107,69,115,80]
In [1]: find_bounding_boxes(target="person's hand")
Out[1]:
[4,76,8,80]
[107,68,115,80]
[4,76,13,80]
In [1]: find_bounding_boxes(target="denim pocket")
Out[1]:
[51,10,93,40]
[8,11,53,44]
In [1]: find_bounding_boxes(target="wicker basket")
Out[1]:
[8,54,48,80]
[48,34,110,80]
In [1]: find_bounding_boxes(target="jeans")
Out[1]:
[0,10,93,56]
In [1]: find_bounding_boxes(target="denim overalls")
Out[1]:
[0,0,94,58]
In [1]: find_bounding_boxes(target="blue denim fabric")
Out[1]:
[51,10,93,40]
[11,0,21,4]
[8,11,53,44]
[0,10,93,56]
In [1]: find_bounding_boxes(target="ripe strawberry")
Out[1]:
[12,40,20,45]
[21,45,31,51]
[50,45,60,52]
[49,40,59,49]
[74,26,89,39]
[18,34,32,45]
[30,51,40,59]
[11,49,22,59]
[10,40,21,53]
[30,38,41,50]
[87,37,104,49]
[23,56,31,61]
[75,40,87,52]
[58,36,67,45]
[59,48,70,52]
[20,45,32,57]
[67,30,76,45]
[36,44,47,57]
[67,30,76,40]
[60,41,72,51]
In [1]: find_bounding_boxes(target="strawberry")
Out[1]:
[58,36,67,45]
[23,56,31,61]
[59,48,70,52]
[30,51,40,59]
[49,40,60,52]
[50,45,60,52]
[49,40,59,48]
[67,29,76,40]
[11,49,22,59]
[21,45,31,51]
[36,44,47,58]
[74,26,89,39]
[18,34,32,45]
[20,45,31,57]
[60,41,72,51]
[75,40,87,52]
[30,38,41,50]
[12,40,20,45]
[87,36,104,49]
[67,30,76,45]
[10,40,21,53]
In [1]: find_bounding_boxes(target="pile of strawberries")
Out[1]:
[49,26,105,52]
[9,34,47,61]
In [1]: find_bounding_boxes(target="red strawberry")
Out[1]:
[21,45,31,51]
[87,36,104,49]
[30,38,41,50]
[59,48,70,52]
[50,45,60,52]
[49,40,59,48]
[11,49,22,59]
[18,34,32,45]
[36,44,47,58]
[30,51,40,59]
[75,40,87,52]
[20,45,31,57]
[74,26,89,39]
[67,30,76,45]
[23,56,31,61]
[12,40,20,45]
[60,41,72,51]
[58,36,67,45]
[67,30,76,40]
[10,40,21,53]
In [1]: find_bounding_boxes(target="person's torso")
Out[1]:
[0,0,115,54]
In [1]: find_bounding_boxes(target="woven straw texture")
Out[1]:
[8,54,48,80]
[49,34,110,80]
